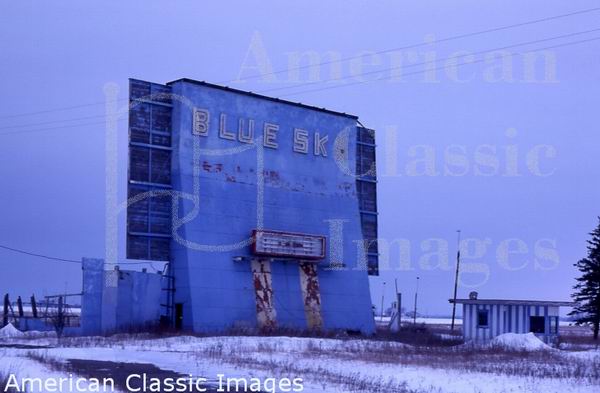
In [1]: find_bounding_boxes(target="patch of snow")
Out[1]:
[490,332,550,351]
[4,334,599,393]
[0,323,25,338]
[24,330,57,339]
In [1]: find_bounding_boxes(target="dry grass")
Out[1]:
[310,344,600,380]
[0,372,11,393]
[53,323,464,350]
[558,325,600,351]
[15,325,600,391]
[191,338,600,383]
[25,351,65,371]
[374,324,464,347]
[190,341,600,393]
[222,356,419,393]
[0,360,16,393]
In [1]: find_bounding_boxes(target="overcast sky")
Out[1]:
[1,0,599,316]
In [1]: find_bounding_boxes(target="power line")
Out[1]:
[3,26,599,135]
[0,98,128,120]
[221,6,600,84]
[1,34,597,138]
[258,27,600,95]
[0,244,81,264]
[278,35,600,97]
[0,243,164,267]
[0,6,598,121]
[0,118,126,137]
[0,113,109,131]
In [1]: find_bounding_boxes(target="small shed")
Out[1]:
[81,258,165,335]
[449,293,574,344]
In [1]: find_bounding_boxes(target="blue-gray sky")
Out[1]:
[1,0,598,316]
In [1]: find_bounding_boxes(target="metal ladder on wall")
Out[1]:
[160,263,175,328]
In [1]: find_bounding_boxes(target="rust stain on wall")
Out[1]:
[299,262,323,331]
[251,259,277,330]
[338,182,355,195]
[201,161,223,173]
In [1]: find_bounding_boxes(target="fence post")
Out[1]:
[56,296,65,337]
[17,296,24,317]
[3,294,9,327]
[58,296,64,320]
[31,295,38,318]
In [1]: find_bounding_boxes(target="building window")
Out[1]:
[477,309,489,327]
[530,316,545,334]
[549,316,558,334]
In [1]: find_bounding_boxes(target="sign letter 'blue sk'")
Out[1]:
[126,78,378,333]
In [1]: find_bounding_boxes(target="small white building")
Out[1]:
[449,293,574,344]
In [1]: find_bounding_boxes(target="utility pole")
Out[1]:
[395,278,402,329]
[451,230,462,331]
[413,277,420,324]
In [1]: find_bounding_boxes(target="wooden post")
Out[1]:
[3,294,9,327]
[31,295,38,318]
[17,296,24,317]
[58,296,64,321]
[56,296,65,338]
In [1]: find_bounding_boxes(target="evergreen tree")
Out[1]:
[569,217,600,340]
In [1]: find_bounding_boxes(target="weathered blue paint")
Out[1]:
[81,258,104,335]
[81,258,163,334]
[150,78,377,333]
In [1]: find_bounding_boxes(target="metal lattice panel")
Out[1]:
[356,126,379,276]
[126,79,173,261]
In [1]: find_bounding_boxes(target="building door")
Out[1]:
[175,303,183,330]
[529,316,545,334]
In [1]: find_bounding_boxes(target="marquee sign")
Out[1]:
[251,230,326,260]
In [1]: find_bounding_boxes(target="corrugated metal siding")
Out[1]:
[471,305,476,341]
[461,302,562,343]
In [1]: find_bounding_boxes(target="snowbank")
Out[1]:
[0,323,25,338]
[491,332,550,351]
[25,330,57,339]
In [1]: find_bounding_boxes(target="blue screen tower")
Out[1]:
[126,78,378,333]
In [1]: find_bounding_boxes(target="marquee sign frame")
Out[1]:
[251,229,326,260]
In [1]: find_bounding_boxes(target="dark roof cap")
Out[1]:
[448,298,575,307]
[166,78,359,119]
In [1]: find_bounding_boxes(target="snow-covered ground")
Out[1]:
[1,329,599,393]
[376,316,575,327]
